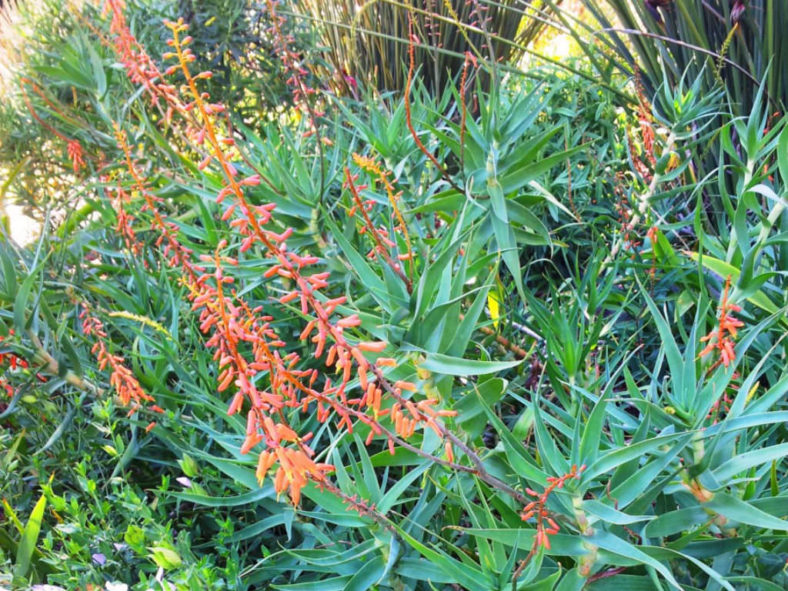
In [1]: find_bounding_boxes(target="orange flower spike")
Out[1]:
[699,276,745,370]
[67,140,86,172]
[108,9,464,509]
[351,152,414,274]
[520,465,584,550]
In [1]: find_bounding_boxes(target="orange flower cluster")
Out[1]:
[707,391,735,423]
[107,180,143,257]
[521,464,585,550]
[113,125,200,277]
[633,66,656,179]
[79,308,159,425]
[700,275,744,369]
[67,140,86,173]
[99,13,458,505]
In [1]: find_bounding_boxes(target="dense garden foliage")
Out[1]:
[1,1,786,589]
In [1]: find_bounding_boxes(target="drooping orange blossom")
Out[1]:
[521,464,586,551]
[79,306,162,431]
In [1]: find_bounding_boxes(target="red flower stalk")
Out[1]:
[520,464,585,551]
[19,78,86,173]
[262,0,321,134]
[700,275,744,369]
[344,167,412,290]
[404,18,462,194]
[351,153,414,278]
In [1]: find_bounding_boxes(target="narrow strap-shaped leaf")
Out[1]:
[15,493,47,579]
[705,492,788,531]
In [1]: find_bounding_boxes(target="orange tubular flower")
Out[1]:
[699,276,744,369]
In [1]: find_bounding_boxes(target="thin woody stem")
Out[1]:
[318,479,397,534]
[370,365,528,504]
